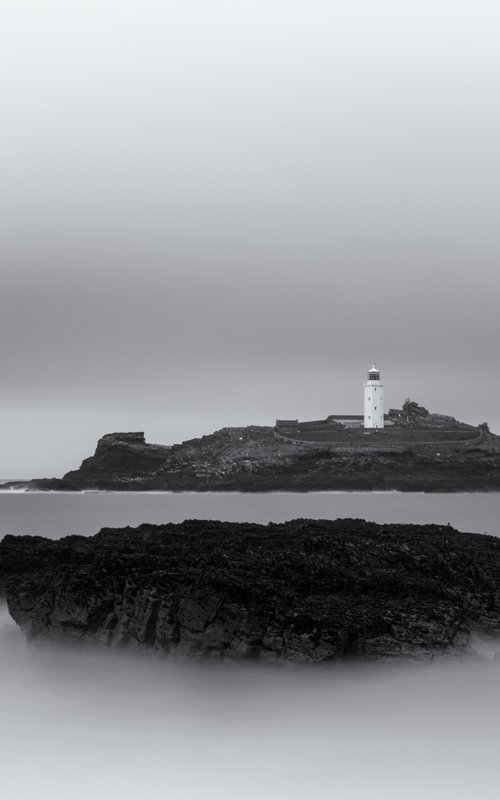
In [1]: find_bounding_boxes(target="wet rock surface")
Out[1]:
[2,519,500,662]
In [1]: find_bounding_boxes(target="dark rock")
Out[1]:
[402,399,430,418]
[2,519,500,663]
[64,432,171,483]
[23,418,500,493]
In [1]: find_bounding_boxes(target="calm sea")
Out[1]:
[1,491,500,800]
[1,489,500,538]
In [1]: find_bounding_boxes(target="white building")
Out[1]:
[364,364,384,429]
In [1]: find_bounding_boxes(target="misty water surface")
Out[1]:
[1,490,500,538]
[1,600,500,800]
[1,492,500,798]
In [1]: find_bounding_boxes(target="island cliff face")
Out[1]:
[27,415,500,492]
[2,519,500,662]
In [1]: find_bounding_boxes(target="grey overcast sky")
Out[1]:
[1,0,499,475]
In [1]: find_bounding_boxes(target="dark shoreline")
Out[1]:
[9,480,500,493]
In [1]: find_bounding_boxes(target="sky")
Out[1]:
[1,0,499,476]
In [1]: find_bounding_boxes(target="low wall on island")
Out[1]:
[274,425,484,453]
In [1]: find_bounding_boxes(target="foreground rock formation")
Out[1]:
[20,414,500,491]
[2,519,500,662]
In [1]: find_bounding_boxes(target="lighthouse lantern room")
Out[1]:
[364,364,384,429]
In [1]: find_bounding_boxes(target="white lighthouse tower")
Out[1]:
[364,364,384,429]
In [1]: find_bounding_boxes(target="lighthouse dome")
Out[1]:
[367,364,381,382]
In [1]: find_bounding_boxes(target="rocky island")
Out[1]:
[14,401,500,492]
[2,518,500,662]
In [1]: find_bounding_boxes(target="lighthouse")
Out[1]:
[364,364,384,429]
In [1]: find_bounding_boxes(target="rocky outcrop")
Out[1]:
[2,519,500,662]
[20,420,500,492]
[27,432,172,490]
[64,431,170,483]
[403,399,430,418]
[68,432,171,478]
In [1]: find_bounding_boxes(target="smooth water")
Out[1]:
[1,490,500,538]
[1,492,500,799]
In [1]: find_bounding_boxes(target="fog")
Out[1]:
[2,490,500,798]
[1,0,500,475]
[2,602,500,800]
[2,5,498,790]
